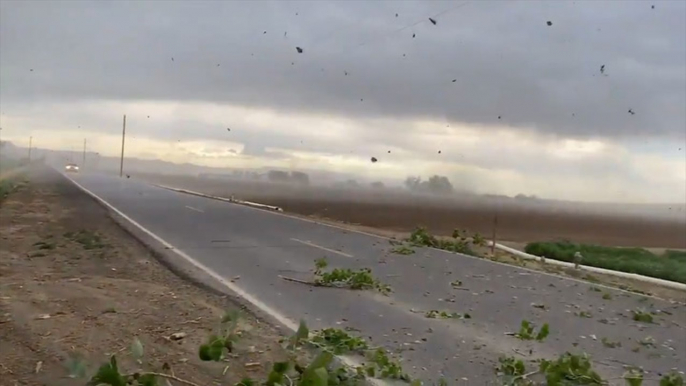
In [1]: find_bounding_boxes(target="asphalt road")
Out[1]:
[68,172,685,384]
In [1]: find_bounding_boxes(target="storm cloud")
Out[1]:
[2,0,684,141]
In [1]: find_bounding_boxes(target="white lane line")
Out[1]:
[185,205,204,213]
[61,174,387,386]
[290,238,354,258]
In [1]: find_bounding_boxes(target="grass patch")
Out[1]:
[406,227,477,256]
[524,241,686,283]
[64,230,108,250]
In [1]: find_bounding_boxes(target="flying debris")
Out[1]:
[651,4,655,9]
[429,18,437,25]
[227,128,231,131]
[438,150,442,154]
[147,115,150,118]
[284,31,287,37]
[30,69,34,72]
[395,13,398,17]
[546,21,553,26]
[371,157,378,163]
[498,116,501,119]
[171,57,174,61]
[600,65,605,74]
[296,47,304,53]
[412,33,416,38]
[628,109,635,115]
[344,71,348,76]
[452,79,456,83]
[388,150,391,153]
[263,31,267,34]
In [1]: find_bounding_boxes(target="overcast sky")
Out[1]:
[1,0,685,203]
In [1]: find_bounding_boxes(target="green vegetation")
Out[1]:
[64,308,686,386]
[424,310,471,319]
[312,258,391,295]
[600,337,621,348]
[631,309,654,323]
[514,320,549,342]
[64,230,108,250]
[68,314,415,386]
[390,245,415,255]
[406,227,477,256]
[524,241,686,283]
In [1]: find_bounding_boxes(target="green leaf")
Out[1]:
[536,323,550,341]
[208,338,225,361]
[312,367,329,386]
[660,372,685,386]
[87,356,125,386]
[131,337,144,360]
[198,344,212,361]
[624,369,644,386]
[306,351,334,372]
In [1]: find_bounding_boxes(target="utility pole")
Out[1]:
[82,138,87,168]
[28,136,33,162]
[119,114,126,177]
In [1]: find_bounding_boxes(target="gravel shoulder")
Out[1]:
[0,168,291,385]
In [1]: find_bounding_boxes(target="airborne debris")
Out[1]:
[344,71,348,76]
[600,64,605,74]
[412,33,416,38]
[438,150,442,154]
[296,47,303,53]
[227,128,231,131]
[452,79,456,83]
[429,18,437,25]
[498,116,501,119]
[396,13,398,17]
[371,157,378,163]
[263,31,267,34]
[546,21,553,26]
[171,57,174,61]
[628,108,635,115]
[651,4,655,9]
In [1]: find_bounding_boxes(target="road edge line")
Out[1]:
[61,173,389,386]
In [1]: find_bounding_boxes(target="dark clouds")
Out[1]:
[1,1,684,140]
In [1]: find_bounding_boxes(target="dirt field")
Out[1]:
[138,174,686,249]
[0,168,292,386]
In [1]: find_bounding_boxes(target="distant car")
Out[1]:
[65,163,79,173]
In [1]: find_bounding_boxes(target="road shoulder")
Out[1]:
[0,167,290,385]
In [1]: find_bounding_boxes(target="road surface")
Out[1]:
[68,172,685,384]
